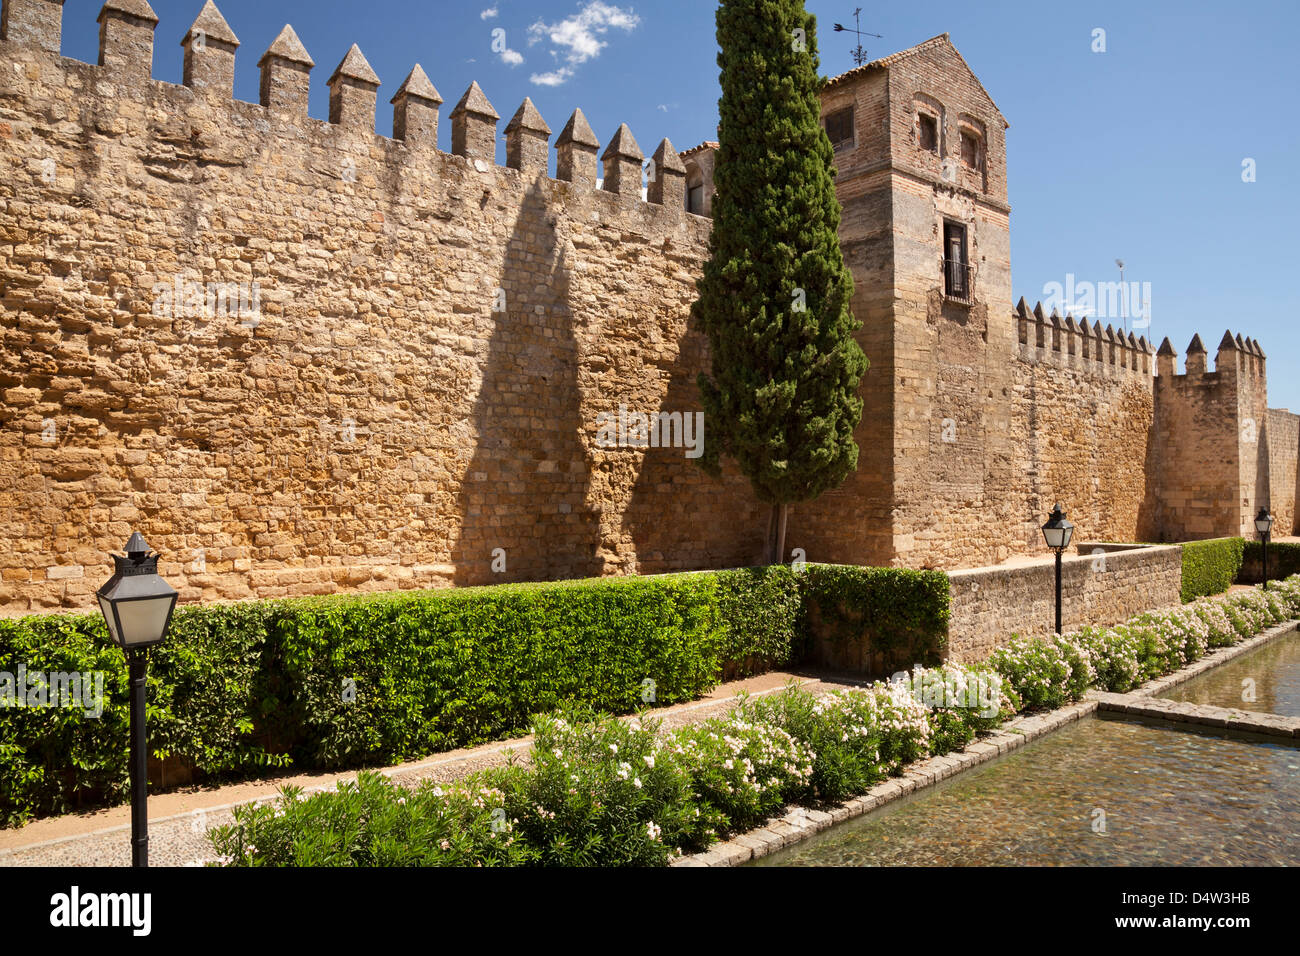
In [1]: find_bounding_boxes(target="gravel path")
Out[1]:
[0,670,867,867]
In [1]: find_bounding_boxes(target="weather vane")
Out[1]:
[832,8,882,67]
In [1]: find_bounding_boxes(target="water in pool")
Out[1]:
[1161,632,1300,717]
[751,719,1300,866]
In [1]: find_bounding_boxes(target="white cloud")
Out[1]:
[530,67,574,87]
[527,1,640,85]
[500,48,525,67]
[480,6,499,19]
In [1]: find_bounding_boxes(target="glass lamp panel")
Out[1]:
[1061,524,1075,549]
[115,596,174,647]
[98,595,121,646]
[1043,527,1066,549]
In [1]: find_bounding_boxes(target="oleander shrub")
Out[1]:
[735,687,884,804]
[207,772,535,867]
[912,663,1016,755]
[987,635,1092,712]
[1189,599,1239,648]
[672,711,814,836]
[489,708,705,867]
[1179,538,1245,602]
[1074,626,1144,693]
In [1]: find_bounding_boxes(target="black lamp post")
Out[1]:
[1041,504,1075,635]
[96,533,178,868]
[1255,507,1274,591]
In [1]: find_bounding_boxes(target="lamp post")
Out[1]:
[1255,507,1274,591]
[1041,504,1075,635]
[96,532,178,868]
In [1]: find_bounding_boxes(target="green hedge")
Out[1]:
[1179,537,1244,602]
[799,565,950,671]
[1,562,944,827]
[1242,540,1300,584]
[0,566,815,826]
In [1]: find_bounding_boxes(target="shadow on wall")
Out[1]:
[449,177,603,586]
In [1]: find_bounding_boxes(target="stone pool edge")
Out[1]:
[670,698,1098,868]
[673,617,1300,868]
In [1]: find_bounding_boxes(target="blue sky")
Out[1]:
[54,0,1300,409]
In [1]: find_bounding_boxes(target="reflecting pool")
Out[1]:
[751,719,1300,866]
[1161,633,1300,717]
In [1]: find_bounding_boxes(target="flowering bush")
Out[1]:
[902,664,1013,756]
[673,711,813,835]
[736,687,884,803]
[207,771,535,867]
[987,635,1091,711]
[492,709,704,867]
[1190,599,1238,648]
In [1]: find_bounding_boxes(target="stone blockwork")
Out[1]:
[0,10,1295,613]
[0,2,763,611]
[1268,407,1298,535]
[946,544,1183,662]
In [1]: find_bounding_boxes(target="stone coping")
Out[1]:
[674,617,1300,868]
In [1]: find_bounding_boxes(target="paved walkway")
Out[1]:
[0,669,869,867]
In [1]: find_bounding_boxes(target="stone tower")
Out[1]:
[794,34,1013,567]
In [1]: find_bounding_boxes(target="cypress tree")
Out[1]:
[692,0,868,564]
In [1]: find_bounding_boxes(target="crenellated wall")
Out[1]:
[1,7,1293,614]
[0,0,766,612]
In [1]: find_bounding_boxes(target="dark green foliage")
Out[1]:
[714,565,804,675]
[1179,537,1245,601]
[692,0,868,505]
[1,568,804,826]
[1242,540,1300,584]
[799,564,951,665]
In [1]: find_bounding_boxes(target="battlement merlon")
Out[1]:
[97,0,157,80]
[1154,331,1267,381]
[1013,298,1151,380]
[182,0,239,98]
[0,1,691,226]
[1,0,65,56]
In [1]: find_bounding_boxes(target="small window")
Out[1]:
[943,221,970,302]
[825,107,854,152]
[918,113,939,153]
[960,130,982,169]
[687,184,705,215]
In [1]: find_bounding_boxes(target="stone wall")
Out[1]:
[0,3,767,612]
[1267,407,1298,534]
[946,544,1183,663]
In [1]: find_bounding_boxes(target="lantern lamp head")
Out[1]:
[1041,503,1075,553]
[1255,507,1274,538]
[96,533,178,650]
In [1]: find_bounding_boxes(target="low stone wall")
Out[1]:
[946,544,1183,663]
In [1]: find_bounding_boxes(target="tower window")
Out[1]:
[918,113,939,153]
[960,129,982,169]
[825,107,854,152]
[943,221,971,303]
[687,184,705,215]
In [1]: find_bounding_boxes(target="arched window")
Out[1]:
[913,93,945,157]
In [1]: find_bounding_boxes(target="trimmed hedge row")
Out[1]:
[1243,540,1300,584]
[799,564,951,669]
[1,563,942,827]
[1179,537,1244,602]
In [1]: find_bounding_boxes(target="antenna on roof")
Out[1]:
[832,8,882,67]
